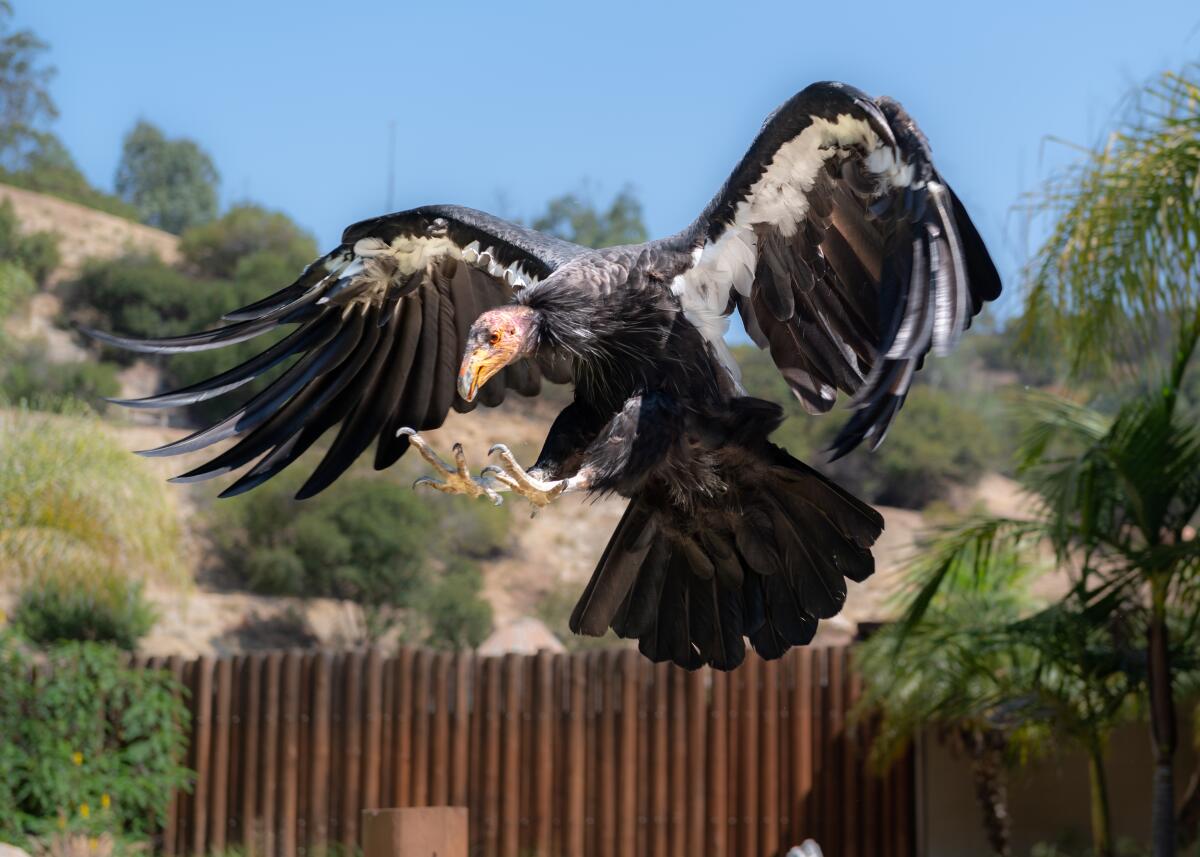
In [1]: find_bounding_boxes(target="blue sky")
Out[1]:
[22,1,1200,315]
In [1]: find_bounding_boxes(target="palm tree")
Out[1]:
[900,335,1200,855]
[859,545,1142,857]
[1010,64,1200,857]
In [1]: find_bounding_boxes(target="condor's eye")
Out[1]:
[488,331,502,346]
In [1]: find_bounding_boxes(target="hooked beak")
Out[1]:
[458,347,505,402]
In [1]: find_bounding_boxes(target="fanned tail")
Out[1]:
[570,397,883,671]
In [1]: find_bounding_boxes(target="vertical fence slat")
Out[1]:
[598,652,618,857]
[617,651,639,857]
[482,655,503,857]
[191,656,214,857]
[451,652,473,807]
[668,666,686,857]
[392,648,414,808]
[163,655,185,857]
[309,652,332,850]
[227,656,243,851]
[794,649,813,840]
[684,668,707,857]
[738,656,759,857]
[363,648,385,811]
[280,651,302,857]
[565,653,586,857]
[533,651,555,857]
[430,652,452,807]
[843,649,861,857]
[827,647,845,856]
[501,653,523,857]
[260,654,281,857]
[411,650,432,807]
[339,650,363,852]
[297,653,312,854]
[760,658,779,857]
[210,656,233,854]
[707,667,728,857]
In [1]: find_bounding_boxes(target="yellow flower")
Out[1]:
[57,814,67,831]
[100,793,111,809]
[88,838,98,851]
[71,751,83,766]
[79,802,89,819]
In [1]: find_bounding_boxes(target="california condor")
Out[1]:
[91,81,1001,670]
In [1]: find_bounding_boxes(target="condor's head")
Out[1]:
[457,306,540,402]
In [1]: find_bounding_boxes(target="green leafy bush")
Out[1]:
[420,561,494,649]
[13,573,156,650]
[0,339,120,411]
[0,198,60,285]
[210,463,506,646]
[0,258,34,316]
[0,632,191,842]
[180,203,317,279]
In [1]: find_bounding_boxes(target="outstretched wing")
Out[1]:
[668,81,1002,457]
[87,205,585,498]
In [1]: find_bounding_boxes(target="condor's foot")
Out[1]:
[481,443,579,511]
[399,427,503,505]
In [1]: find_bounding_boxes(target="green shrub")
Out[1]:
[0,340,120,411]
[420,561,494,649]
[0,632,191,842]
[180,204,317,279]
[0,259,34,317]
[212,472,436,604]
[210,460,512,646]
[0,198,60,286]
[13,573,156,650]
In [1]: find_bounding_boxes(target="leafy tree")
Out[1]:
[0,1,56,172]
[115,120,218,234]
[180,203,317,279]
[532,186,648,248]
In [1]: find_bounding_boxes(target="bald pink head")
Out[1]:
[457,306,539,401]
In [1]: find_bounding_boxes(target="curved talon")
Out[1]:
[403,430,504,505]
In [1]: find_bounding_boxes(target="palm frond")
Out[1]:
[1021,65,1200,371]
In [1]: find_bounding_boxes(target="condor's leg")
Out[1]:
[486,393,683,505]
[399,400,607,507]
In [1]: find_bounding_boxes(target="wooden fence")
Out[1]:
[143,646,914,857]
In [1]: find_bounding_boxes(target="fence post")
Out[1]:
[362,807,468,857]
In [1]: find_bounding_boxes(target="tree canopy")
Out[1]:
[115,120,219,234]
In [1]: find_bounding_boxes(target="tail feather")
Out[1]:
[572,421,883,671]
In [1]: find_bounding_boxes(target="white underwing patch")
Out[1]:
[675,110,916,390]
